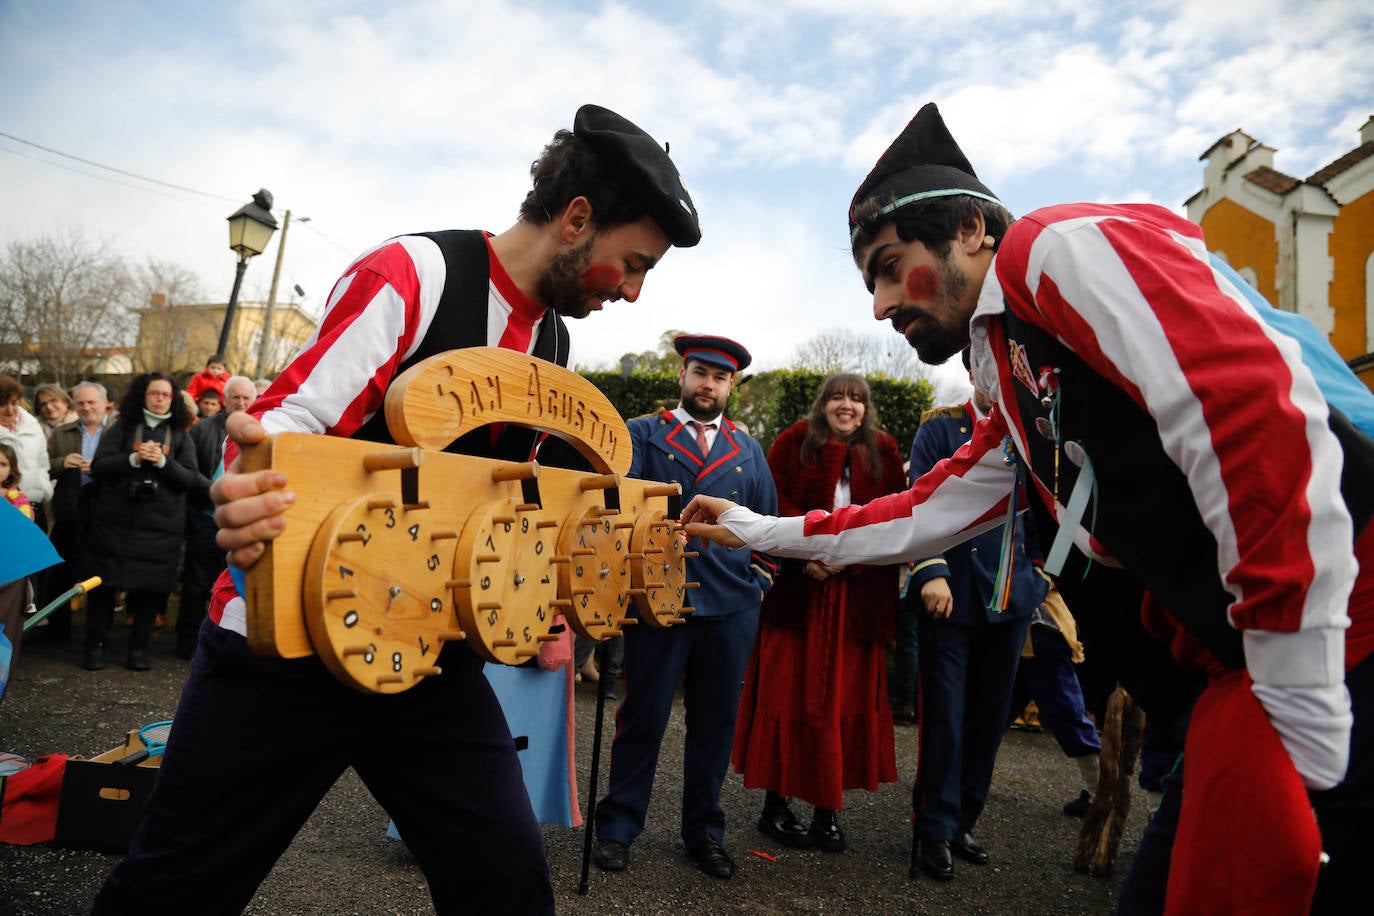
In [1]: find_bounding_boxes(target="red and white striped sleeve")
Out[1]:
[725,412,1016,567]
[994,204,1354,693]
[224,235,448,467]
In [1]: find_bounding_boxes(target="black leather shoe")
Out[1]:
[912,839,953,880]
[1062,789,1092,817]
[127,649,151,671]
[951,831,989,865]
[758,797,813,849]
[591,839,629,872]
[686,836,735,879]
[809,809,846,853]
[82,646,105,671]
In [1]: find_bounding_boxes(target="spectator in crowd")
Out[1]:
[178,375,253,659]
[252,378,271,396]
[33,383,77,439]
[734,373,906,853]
[0,442,33,521]
[592,335,778,880]
[0,374,54,532]
[185,354,230,402]
[41,381,111,643]
[195,387,223,421]
[82,373,198,672]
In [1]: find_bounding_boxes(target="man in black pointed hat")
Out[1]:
[680,102,1373,914]
[94,104,701,916]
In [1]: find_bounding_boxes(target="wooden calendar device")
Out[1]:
[239,348,696,694]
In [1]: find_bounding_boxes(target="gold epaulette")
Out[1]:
[918,404,968,426]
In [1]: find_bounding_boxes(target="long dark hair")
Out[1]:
[799,373,882,480]
[120,372,192,431]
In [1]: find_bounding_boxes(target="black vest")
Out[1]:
[351,229,572,462]
[1000,310,1374,670]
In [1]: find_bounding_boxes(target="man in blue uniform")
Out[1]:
[906,363,1046,881]
[592,334,778,879]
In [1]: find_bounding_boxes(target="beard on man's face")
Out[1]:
[892,254,970,365]
[537,237,596,318]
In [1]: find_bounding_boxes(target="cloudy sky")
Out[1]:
[2,0,1370,384]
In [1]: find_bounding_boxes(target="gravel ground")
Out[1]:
[1,625,1140,914]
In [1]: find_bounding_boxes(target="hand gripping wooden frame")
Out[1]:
[239,348,697,694]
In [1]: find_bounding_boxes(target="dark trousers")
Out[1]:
[596,610,758,848]
[85,587,168,654]
[914,612,1030,841]
[177,512,224,655]
[889,602,920,710]
[93,620,553,915]
[1007,624,1101,758]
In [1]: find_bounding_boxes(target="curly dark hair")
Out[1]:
[120,372,192,431]
[799,373,883,480]
[518,129,652,231]
[850,193,1014,263]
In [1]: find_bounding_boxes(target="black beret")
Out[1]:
[848,103,1000,242]
[673,334,751,372]
[574,104,701,248]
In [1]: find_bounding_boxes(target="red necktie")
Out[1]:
[688,421,712,457]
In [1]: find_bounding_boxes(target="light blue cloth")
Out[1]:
[1210,255,1374,438]
[0,500,60,585]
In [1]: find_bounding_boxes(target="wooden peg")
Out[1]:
[342,645,371,657]
[550,598,572,609]
[626,588,646,597]
[536,519,559,529]
[579,473,619,491]
[679,606,696,616]
[571,548,595,557]
[614,521,635,530]
[536,634,560,643]
[404,500,432,511]
[337,532,366,544]
[571,588,595,596]
[491,461,538,482]
[445,579,471,589]
[367,496,398,510]
[641,483,680,498]
[430,529,458,541]
[493,515,516,525]
[437,629,466,641]
[682,550,700,560]
[412,666,442,677]
[684,582,701,590]
[476,602,501,611]
[515,503,541,512]
[549,556,572,565]
[476,554,501,564]
[376,674,405,685]
[326,589,357,601]
[492,639,517,648]
[363,448,423,472]
[514,649,538,659]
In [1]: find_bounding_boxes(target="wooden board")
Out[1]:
[238,349,686,693]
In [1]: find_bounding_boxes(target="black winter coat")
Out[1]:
[86,417,198,592]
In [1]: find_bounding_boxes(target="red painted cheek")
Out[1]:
[581,265,623,294]
[905,265,940,300]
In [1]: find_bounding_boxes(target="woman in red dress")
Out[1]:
[734,373,906,851]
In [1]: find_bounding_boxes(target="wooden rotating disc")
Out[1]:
[452,497,560,665]
[556,505,637,640]
[303,493,461,694]
[628,508,692,627]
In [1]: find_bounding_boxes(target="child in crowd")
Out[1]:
[0,442,33,521]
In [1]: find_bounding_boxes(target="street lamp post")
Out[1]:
[254,211,309,379]
[216,189,279,365]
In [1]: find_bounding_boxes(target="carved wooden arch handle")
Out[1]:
[383,348,632,477]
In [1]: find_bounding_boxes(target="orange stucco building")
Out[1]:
[1185,117,1374,390]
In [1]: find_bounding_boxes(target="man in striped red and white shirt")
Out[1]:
[94,104,702,916]
[682,103,1373,914]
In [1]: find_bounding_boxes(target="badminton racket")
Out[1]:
[115,720,173,766]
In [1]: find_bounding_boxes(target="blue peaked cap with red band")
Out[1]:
[674,334,751,372]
